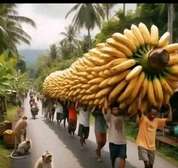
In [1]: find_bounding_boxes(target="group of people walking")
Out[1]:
[41,95,173,168]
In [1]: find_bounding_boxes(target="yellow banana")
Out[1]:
[169,53,178,65]
[159,77,173,95]
[111,59,136,73]
[129,71,145,103]
[123,28,139,48]
[95,87,111,98]
[152,77,163,104]
[138,22,151,44]
[108,70,129,86]
[88,77,104,84]
[108,81,127,101]
[150,24,159,45]
[131,24,145,45]
[125,65,142,81]
[100,46,126,58]
[147,79,157,107]
[164,43,178,53]
[111,32,136,52]
[158,32,170,47]
[99,78,110,88]
[106,38,133,57]
[169,65,178,75]
[118,77,138,102]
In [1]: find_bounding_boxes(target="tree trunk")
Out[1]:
[168,4,174,43]
[87,28,91,49]
[123,3,126,16]
[106,6,109,21]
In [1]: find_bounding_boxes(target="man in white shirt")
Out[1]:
[55,100,64,125]
[77,103,90,147]
[104,102,126,168]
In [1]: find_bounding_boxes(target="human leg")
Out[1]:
[138,146,150,168]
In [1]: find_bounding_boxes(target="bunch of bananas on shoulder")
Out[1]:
[43,22,178,116]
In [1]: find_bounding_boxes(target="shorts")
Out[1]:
[78,124,89,139]
[56,113,64,120]
[138,146,155,165]
[68,119,77,133]
[109,143,127,168]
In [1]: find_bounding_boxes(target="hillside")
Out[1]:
[19,49,47,66]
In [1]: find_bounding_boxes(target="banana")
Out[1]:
[108,70,129,86]
[112,32,136,52]
[169,53,178,65]
[123,28,139,48]
[169,65,178,75]
[95,87,112,98]
[159,77,173,95]
[106,38,133,57]
[99,78,110,88]
[108,81,127,101]
[128,71,145,103]
[150,24,159,45]
[131,24,145,45]
[88,77,104,84]
[158,32,170,47]
[118,77,138,102]
[164,43,178,53]
[147,79,157,107]
[100,46,126,58]
[138,22,151,44]
[111,59,136,73]
[152,77,164,104]
[125,65,142,81]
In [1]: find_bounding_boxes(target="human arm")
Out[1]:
[103,107,111,123]
[136,95,144,124]
[157,104,172,128]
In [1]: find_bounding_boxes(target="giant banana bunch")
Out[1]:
[43,22,178,115]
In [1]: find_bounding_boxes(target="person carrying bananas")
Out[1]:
[103,102,126,168]
[136,97,172,168]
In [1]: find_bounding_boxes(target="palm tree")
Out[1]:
[0,4,36,53]
[65,4,104,49]
[123,3,126,16]
[159,4,174,42]
[49,44,57,60]
[60,25,80,53]
[102,3,115,21]
[168,4,174,43]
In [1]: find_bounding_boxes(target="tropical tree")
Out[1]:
[0,4,36,53]
[65,4,104,49]
[60,25,80,54]
[101,3,115,21]
[49,44,58,60]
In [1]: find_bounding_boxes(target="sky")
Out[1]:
[16,3,137,50]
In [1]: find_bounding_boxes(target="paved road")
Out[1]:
[11,96,178,168]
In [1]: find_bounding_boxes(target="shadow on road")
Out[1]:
[44,119,137,168]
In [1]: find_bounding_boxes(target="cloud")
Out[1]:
[16,3,136,50]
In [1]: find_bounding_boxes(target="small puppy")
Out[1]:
[16,139,31,155]
[34,151,53,168]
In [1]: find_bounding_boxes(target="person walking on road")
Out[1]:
[92,106,107,162]
[77,102,90,148]
[56,100,64,125]
[136,99,172,168]
[68,102,77,135]
[104,102,127,168]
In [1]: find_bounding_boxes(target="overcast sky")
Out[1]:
[16,3,136,50]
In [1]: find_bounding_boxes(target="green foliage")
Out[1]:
[0,140,10,168]
[5,104,17,122]
[0,4,36,54]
